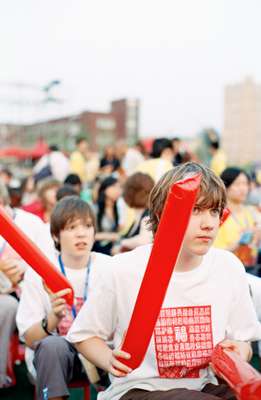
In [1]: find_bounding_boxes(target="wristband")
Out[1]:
[41,316,53,336]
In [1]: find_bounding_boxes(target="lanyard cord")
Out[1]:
[58,254,91,319]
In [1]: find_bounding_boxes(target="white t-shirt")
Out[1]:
[67,244,261,400]
[16,251,111,377]
[16,251,110,338]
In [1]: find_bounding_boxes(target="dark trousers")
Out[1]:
[34,335,86,400]
[120,383,236,400]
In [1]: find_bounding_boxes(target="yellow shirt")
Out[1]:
[136,158,173,182]
[69,151,87,182]
[214,207,255,250]
[210,150,227,177]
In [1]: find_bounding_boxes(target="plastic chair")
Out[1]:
[6,332,25,386]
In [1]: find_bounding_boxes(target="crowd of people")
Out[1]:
[1,134,261,400]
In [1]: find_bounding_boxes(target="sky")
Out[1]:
[0,0,261,138]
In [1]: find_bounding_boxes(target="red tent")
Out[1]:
[0,139,49,160]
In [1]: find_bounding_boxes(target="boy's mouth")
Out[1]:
[75,241,87,249]
[196,235,212,241]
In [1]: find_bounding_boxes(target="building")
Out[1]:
[0,98,140,152]
[223,77,261,165]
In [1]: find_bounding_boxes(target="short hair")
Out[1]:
[148,162,226,235]
[49,144,59,151]
[0,168,12,178]
[64,173,82,186]
[76,136,87,146]
[50,196,96,251]
[37,178,61,201]
[123,173,154,209]
[0,181,10,205]
[151,138,172,158]
[209,141,220,150]
[220,167,250,188]
[56,185,78,201]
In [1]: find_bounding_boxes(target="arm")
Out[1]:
[95,232,120,242]
[16,268,71,348]
[75,336,132,377]
[0,257,25,287]
[121,217,152,250]
[24,287,72,348]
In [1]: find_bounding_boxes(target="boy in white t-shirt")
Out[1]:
[67,162,261,400]
[16,196,110,400]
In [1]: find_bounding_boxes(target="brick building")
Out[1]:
[0,98,140,152]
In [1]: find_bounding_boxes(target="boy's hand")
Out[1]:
[107,348,132,377]
[43,283,72,320]
[219,339,252,362]
[0,258,24,286]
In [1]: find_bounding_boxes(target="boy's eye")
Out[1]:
[192,207,201,215]
[210,208,220,216]
[67,224,75,230]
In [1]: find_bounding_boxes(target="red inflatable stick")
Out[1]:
[0,206,74,306]
[212,345,261,400]
[120,174,201,370]
[220,207,231,226]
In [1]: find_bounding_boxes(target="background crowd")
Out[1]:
[1,134,261,399]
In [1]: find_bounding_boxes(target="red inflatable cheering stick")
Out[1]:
[0,206,74,306]
[119,174,201,370]
[220,207,230,226]
[212,345,261,400]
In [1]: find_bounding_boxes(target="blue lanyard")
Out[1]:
[58,254,91,319]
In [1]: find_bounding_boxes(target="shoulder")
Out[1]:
[111,244,152,274]
[15,208,46,229]
[207,247,245,275]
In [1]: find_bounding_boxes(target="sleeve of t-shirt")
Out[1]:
[226,255,261,341]
[16,268,51,339]
[67,266,117,344]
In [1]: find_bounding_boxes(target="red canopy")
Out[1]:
[0,139,49,160]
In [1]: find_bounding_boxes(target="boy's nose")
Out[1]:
[200,212,215,230]
[75,226,87,236]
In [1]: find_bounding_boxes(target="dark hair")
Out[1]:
[50,196,96,251]
[76,136,87,145]
[209,141,219,150]
[148,162,226,235]
[123,173,154,208]
[0,168,12,178]
[97,176,119,231]
[64,173,82,186]
[56,185,78,201]
[220,167,250,188]
[151,138,172,158]
[49,144,59,151]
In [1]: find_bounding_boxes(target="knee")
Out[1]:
[35,336,68,359]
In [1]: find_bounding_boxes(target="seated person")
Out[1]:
[67,162,261,400]
[16,196,110,400]
[93,177,123,255]
[113,173,154,253]
[0,181,54,388]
